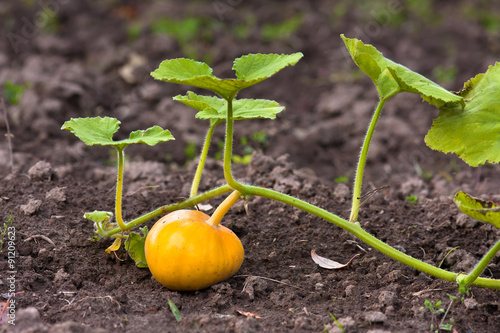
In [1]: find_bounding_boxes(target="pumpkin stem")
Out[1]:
[207,190,241,227]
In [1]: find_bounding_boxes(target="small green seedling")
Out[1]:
[328,313,344,333]
[334,176,349,183]
[3,81,28,105]
[420,294,457,332]
[405,195,418,204]
[61,36,500,294]
[167,298,182,322]
[0,214,14,253]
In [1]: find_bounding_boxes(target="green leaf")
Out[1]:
[125,226,149,268]
[174,92,224,113]
[151,53,303,100]
[84,210,116,235]
[84,211,114,223]
[341,34,463,106]
[174,91,284,121]
[453,191,500,229]
[425,62,500,166]
[168,298,182,322]
[387,66,464,108]
[61,117,174,150]
[233,53,303,81]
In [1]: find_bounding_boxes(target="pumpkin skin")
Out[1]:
[145,209,244,291]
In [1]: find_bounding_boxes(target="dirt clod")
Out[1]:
[28,161,53,181]
[19,198,42,215]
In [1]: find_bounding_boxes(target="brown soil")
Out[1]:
[1,1,500,332]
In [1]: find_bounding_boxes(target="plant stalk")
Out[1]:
[223,97,246,193]
[207,190,241,227]
[219,89,500,289]
[101,184,232,237]
[115,147,127,230]
[190,120,221,198]
[235,184,500,289]
[350,92,397,222]
[458,237,500,291]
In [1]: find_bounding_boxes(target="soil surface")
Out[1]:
[1,1,500,332]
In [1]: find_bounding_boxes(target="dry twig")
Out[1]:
[24,234,56,247]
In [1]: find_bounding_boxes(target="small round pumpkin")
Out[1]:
[145,209,244,291]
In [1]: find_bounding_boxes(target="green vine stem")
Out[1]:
[221,93,500,290]
[101,184,232,238]
[235,183,500,289]
[115,147,127,230]
[350,91,398,222]
[457,237,500,292]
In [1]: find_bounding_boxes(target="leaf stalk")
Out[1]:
[190,120,222,198]
[350,90,398,222]
[115,147,127,231]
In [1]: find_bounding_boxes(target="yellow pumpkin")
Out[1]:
[145,209,244,291]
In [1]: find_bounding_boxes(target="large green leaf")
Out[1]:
[341,34,463,107]
[151,53,303,100]
[61,117,174,150]
[174,91,284,121]
[453,191,500,229]
[425,62,500,166]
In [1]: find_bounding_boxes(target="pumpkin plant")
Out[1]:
[61,36,500,293]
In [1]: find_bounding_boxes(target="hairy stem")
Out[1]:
[458,237,500,291]
[101,184,233,238]
[207,190,241,227]
[350,92,397,222]
[190,120,222,198]
[223,97,246,193]
[235,184,500,289]
[219,89,500,289]
[115,147,127,230]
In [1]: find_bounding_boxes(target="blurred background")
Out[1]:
[1,0,500,181]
